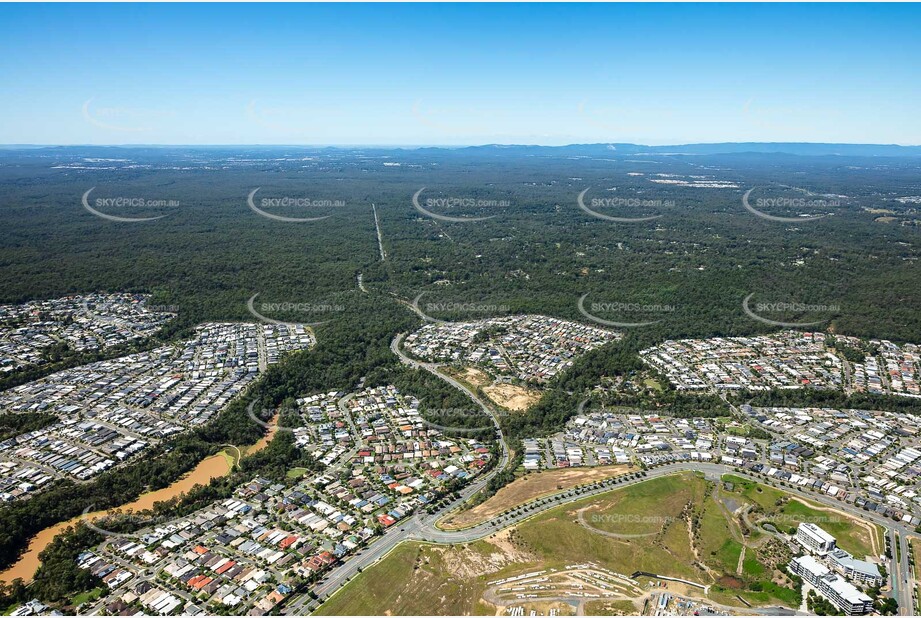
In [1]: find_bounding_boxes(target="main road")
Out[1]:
[282,335,511,614]
[891,529,914,615]
[285,334,915,615]
[287,458,917,615]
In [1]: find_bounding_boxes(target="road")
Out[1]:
[371,203,386,261]
[290,460,917,615]
[891,530,914,615]
[285,327,917,615]
[282,335,512,614]
[389,332,510,472]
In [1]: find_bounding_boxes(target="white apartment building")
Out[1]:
[789,556,873,615]
[796,522,837,554]
[828,548,883,586]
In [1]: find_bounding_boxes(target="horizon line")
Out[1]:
[2,140,920,149]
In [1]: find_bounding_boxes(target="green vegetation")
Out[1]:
[322,472,807,614]
[807,589,843,615]
[0,524,102,611]
[0,413,57,442]
[3,147,921,598]
[315,541,523,616]
[721,475,881,558]
[286,467,309,479]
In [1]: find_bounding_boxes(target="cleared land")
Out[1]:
[482,383,542,411]
[455,366,492,388]
[444,366,542,411]
[315,531,539,616]
[440,465,629,530]
[320,472,831,615]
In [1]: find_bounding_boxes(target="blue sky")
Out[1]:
[1,3,918,146]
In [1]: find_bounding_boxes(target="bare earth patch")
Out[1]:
[439,530,537,580]
[440,465,629,530]
[483,383,542,411]
[458,366,492,388]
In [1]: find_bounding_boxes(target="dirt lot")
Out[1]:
[440,465,629,530]
[483,383,542,411]
[456,366,492,388]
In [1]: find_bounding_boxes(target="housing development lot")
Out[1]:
[0,293,175,375]
[0,322,314,502]
[641,331,921,396]
[75,384,493,616]
[529,401,921,524]
[744,405,921,523]
[524,411,721,472]
[404,315,620,385]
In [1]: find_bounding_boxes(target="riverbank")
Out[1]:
[0,415,279,584]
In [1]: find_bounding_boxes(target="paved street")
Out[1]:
[279,335,921,615]
[292,460,919,615]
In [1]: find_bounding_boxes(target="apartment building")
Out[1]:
[796,522,837,555]
[789,555,873,615]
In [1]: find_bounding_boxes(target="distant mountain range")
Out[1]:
[3,142,921,157]
[452,142,921,157]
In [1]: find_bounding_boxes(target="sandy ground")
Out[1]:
[457,366,492,388]
[440,465,629,530]
[483,383,542,411]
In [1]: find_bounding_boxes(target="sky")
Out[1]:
[0,3,919,146]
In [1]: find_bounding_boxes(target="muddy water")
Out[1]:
[0,416,278,584]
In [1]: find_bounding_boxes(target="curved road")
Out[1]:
[291,460,916,614]
[390,332,511,479]
[283,335,511,614]
[285,326,915,615]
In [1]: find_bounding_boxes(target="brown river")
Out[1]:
[0,417,277,584]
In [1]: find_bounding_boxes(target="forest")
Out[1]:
[2,145,921,589]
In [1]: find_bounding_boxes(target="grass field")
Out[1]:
[721,474,881,558]
[319,473,812,615]
[286,467,309,479]
[584,599,643,615]
[780,499,879,558]
[912,536,921,584]
[72,587,104,607]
